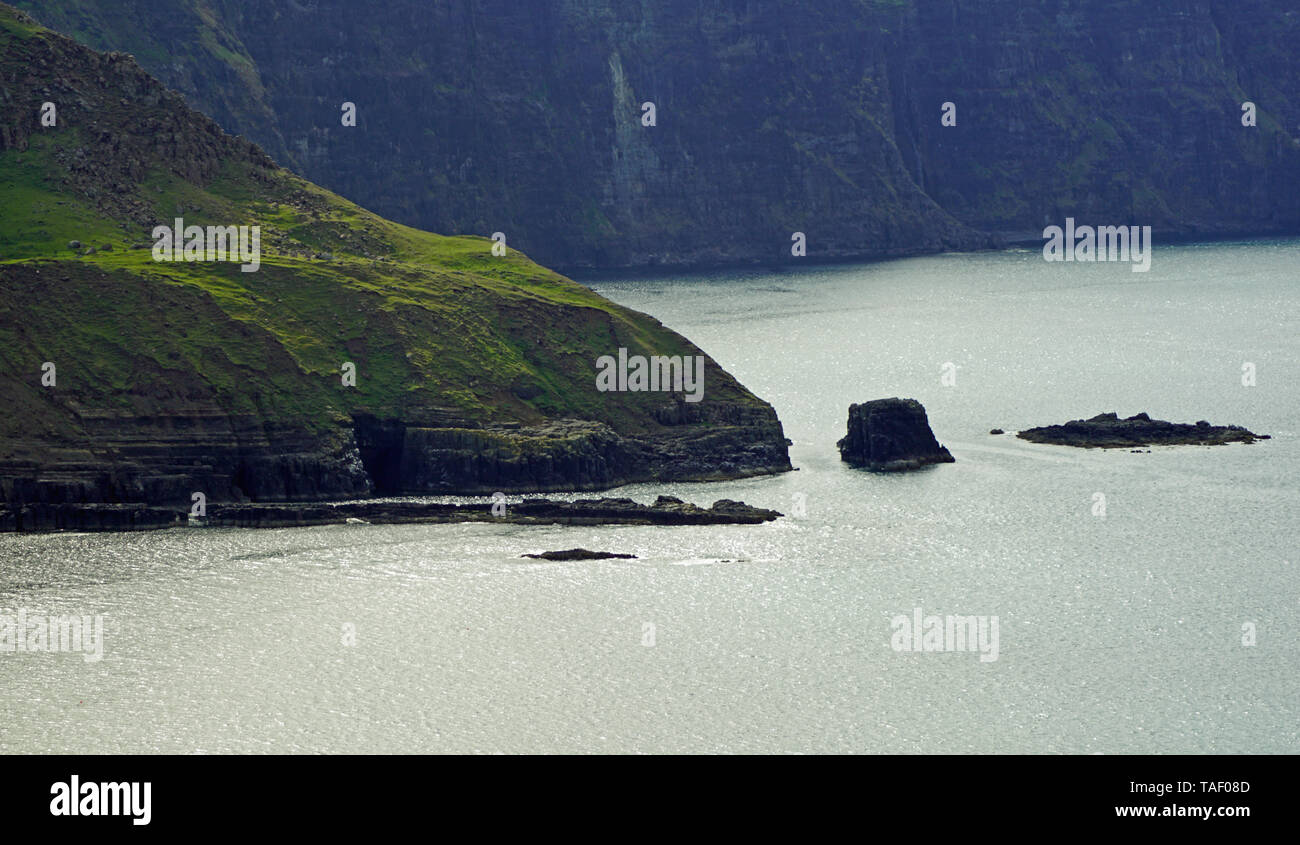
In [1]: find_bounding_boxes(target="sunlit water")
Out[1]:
[2,240,1298,753]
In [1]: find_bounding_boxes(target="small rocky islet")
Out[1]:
[522,549,638,561]
[1016,412,1268,448]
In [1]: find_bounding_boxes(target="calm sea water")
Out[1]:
[2,240,1298,753]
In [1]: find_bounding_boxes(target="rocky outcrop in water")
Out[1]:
[837,398,955,471]
[0,495,781,533]
[1016,413,1268,448]
[522,549,638,561]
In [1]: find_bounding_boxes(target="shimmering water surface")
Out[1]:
[3,240,1298,753]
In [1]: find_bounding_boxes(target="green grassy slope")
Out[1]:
[0,3,788,502]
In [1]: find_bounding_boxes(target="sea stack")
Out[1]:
[837,398,955,471]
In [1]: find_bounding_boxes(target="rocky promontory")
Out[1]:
[0,8,791,516]
[837,398,955,471]
[1017,413,1268,448]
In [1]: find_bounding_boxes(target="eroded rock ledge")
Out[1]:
[1017,413,1268,448]
[0,495,781,533]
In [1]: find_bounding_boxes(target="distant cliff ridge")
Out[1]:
[18,0,1300,270]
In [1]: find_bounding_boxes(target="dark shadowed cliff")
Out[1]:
[19,0,1300,270]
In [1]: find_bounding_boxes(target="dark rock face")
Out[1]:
[0,495,783,533]
[523,549,637,561]
[0,416,373,511]
[1017,413,1268,448]
[0,407,791,513]
[19,0,1300,270]
[837,398,955,471]
[359,415,792,496]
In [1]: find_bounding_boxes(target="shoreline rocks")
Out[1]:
[1017,412,1268,448]
[0,494,781,533]
[837,398,955,471]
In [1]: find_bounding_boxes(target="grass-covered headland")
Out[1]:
[0,5,791,529]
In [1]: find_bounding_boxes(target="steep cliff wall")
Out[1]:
[18,0,1298,270]
[889,0,1300,237]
